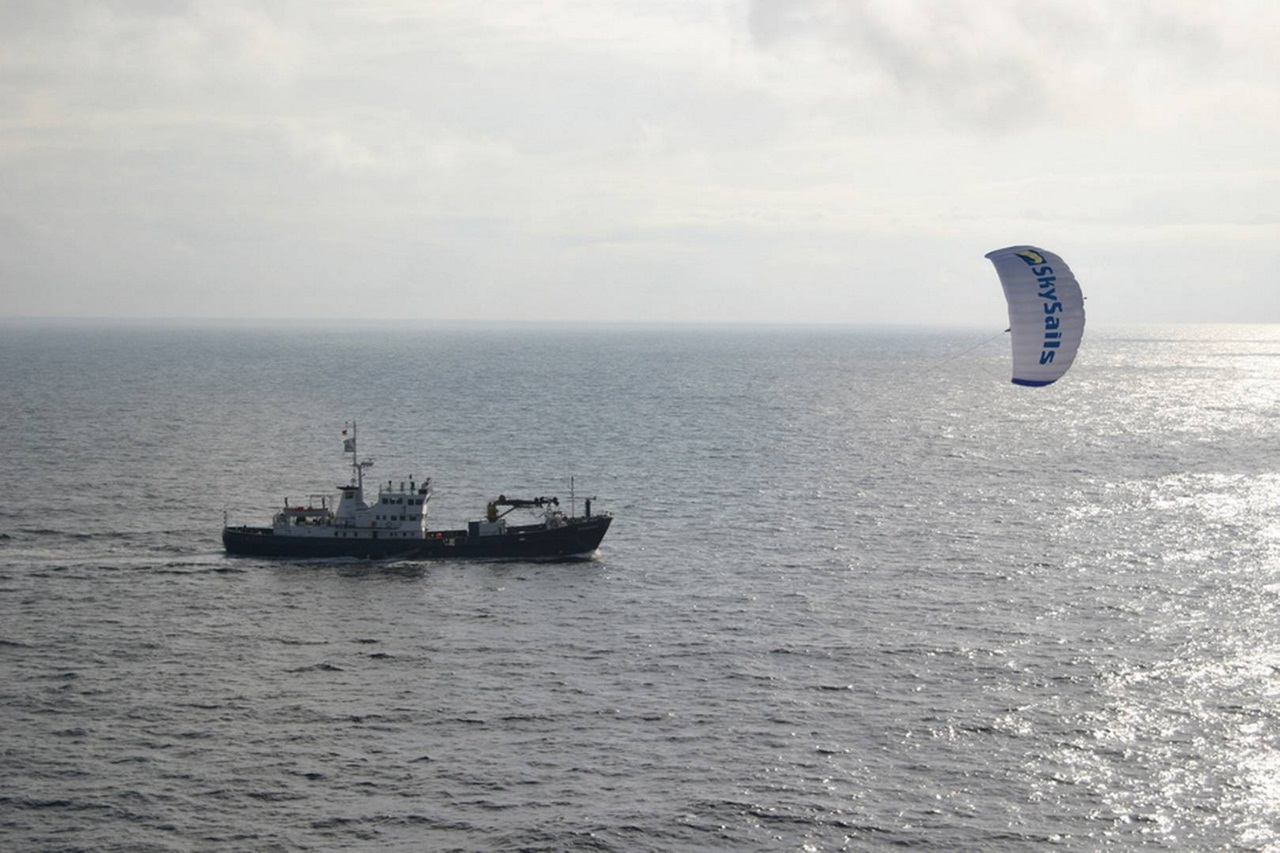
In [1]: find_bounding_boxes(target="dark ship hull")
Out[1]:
[223,514,612,561]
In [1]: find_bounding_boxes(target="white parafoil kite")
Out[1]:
[985,245,1085,386]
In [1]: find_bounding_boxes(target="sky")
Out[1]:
[1,0,1277,326]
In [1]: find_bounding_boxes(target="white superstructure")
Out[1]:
[269,422,433,541]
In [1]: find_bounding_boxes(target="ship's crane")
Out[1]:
[486,495,559,522]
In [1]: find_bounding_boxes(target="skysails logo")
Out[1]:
[1015,249,1065,365]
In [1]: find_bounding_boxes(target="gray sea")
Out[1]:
[2,321,1279,851]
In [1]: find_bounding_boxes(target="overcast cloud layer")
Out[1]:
[2,0,1277,325]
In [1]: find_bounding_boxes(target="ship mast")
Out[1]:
[344,421,372,490]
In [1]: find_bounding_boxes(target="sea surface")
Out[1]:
[2,321,1279,851]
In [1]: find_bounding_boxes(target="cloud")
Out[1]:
[0,1,1277,323]
[1,2,303,117]
[745,0,1278,132]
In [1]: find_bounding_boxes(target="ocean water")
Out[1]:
[2,320,1279,851]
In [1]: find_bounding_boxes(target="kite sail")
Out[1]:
[985,245,1085,387]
